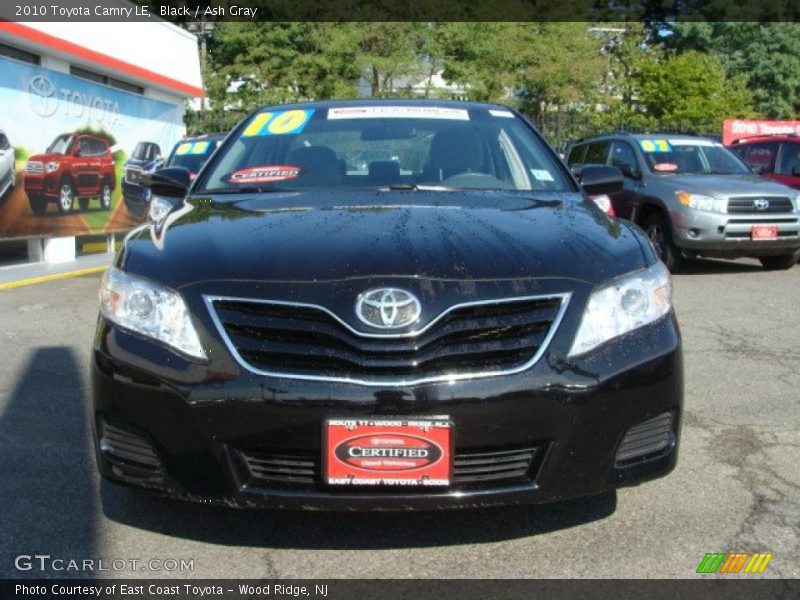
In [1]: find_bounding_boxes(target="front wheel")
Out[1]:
[57,181,74,213]
[759,254,799,270]
[100,182,112,210]
[643,213,683,272]
[29,194,47,215]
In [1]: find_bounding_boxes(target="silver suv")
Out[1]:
[567,133,800,270]
[0,130,15,200]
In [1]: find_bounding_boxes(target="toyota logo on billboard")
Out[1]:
[27,75,58,118]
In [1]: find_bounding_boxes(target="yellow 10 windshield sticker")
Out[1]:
[639,139,672,153]
[242,109,315,137]
[175,141,210,155]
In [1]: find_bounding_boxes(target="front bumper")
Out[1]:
[23,173,58,198]
[672,208,800,256]
[91,308,683,511]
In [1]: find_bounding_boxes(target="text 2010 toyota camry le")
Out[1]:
[92,100,682,510]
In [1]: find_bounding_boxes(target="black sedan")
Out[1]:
[92,100,682,510]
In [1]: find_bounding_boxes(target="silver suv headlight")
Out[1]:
[99,267,206,360]
[569,261,672,357]
[676,191,727,213]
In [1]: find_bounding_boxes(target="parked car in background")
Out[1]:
[164,133,225,180]
[0,129,15,200]
[728,135,800,190]
[24,133,116,214]
[92,100,682,512]
[122,141,164,218]
[567,133,800,271]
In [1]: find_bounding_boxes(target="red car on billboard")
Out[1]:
[24,132,116,214]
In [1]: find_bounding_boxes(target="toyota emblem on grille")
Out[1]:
[754,198,770,210]
[356,288,421,329]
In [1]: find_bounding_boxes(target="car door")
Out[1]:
[608,140,643,220]
[772,142,800,189]
[73,137,96,194]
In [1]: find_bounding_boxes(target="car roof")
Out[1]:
[249,98,516,112]
[731,135,800,145]
[573,132,720,144]
[177,133,226,143]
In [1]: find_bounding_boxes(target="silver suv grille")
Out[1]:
[727,196,795,214]
[206,294,570,386]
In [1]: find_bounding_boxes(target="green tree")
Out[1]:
[665,22,800,118]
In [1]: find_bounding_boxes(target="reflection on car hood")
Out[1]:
[121,190,650,287]
[26,153,65,163]
[658,173,796,196]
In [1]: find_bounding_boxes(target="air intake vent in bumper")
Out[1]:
[99,419,162,471]
[615,412,674,465]
[239,446,540,490]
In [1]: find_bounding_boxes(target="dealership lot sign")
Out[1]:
[723,119,800,145]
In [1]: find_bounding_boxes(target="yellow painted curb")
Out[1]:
[0,266,107,291]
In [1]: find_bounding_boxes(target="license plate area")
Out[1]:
[324,418,452,487]
[752,224,778,240]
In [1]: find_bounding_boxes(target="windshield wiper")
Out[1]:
[385,183,455,191]
[195,186,290,195]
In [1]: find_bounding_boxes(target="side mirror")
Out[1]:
[143,167,190,198]
[578,165,624,196]
[618,164,641,180]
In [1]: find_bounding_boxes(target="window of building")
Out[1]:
[0,42,40,65]
[70,65,144,95]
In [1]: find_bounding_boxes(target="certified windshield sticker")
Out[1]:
[531,169,555,182]
[228,165,302,184]
[242,109,315,137]
[327,106,470,121]
[176,141,210,155]
[489,109,515,118]
[639,139,672,153]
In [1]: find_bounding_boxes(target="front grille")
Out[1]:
[25,161,43,174]
[615,411,674,465]
[99,419,162,471]
[727,196,795,214]
[208,295,567,384]
[240,446,539,490]
[125,167,143,185]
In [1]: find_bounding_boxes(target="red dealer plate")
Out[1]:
[324,418,452,487]
[752,225,778,240]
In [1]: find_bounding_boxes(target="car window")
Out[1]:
[776,143,800,176]
[78,137,93,157]
[741,142,778,174]
[47,134,73,155]
[168,139,219,175]
[583,141,610,165]
[640,138,750,175]
[200,107,570,193]
[610,141,639,175]
[566,144,587,166]
[91,139,107,156]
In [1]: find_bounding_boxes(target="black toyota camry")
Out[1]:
[92,100,682,510]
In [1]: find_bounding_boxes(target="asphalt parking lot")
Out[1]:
[0,260,798,579]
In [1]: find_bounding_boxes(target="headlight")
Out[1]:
[676,191,726,213]
[45,161,59,173]
[568,261,672,357]
[148,195,174,223]
[99,267,206,360]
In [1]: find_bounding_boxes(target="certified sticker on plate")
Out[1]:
[752,225,778,240]
[324,418,452,486]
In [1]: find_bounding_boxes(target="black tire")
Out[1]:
[759,254,799,270]
[100,180,112,210]
[642,213,683,272]
[57,180,74,213]
[29,194,47,215]
[78,197,90,211]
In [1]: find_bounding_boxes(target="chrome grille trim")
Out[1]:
[204,292,571,387]
[25,161,43,174]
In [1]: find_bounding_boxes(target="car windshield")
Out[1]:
[132,142,158,160]
[198,105,571,193]
[47,134,73,155]
[167,140,218,174]
[640,138,750,175]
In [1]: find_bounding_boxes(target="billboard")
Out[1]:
[0,55,184,240]
[723,119,800,146]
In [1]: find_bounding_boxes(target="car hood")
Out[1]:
[656,173,795,197]
[124,157,160,170]
[121,190,650,288]
[26,153,66,163]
